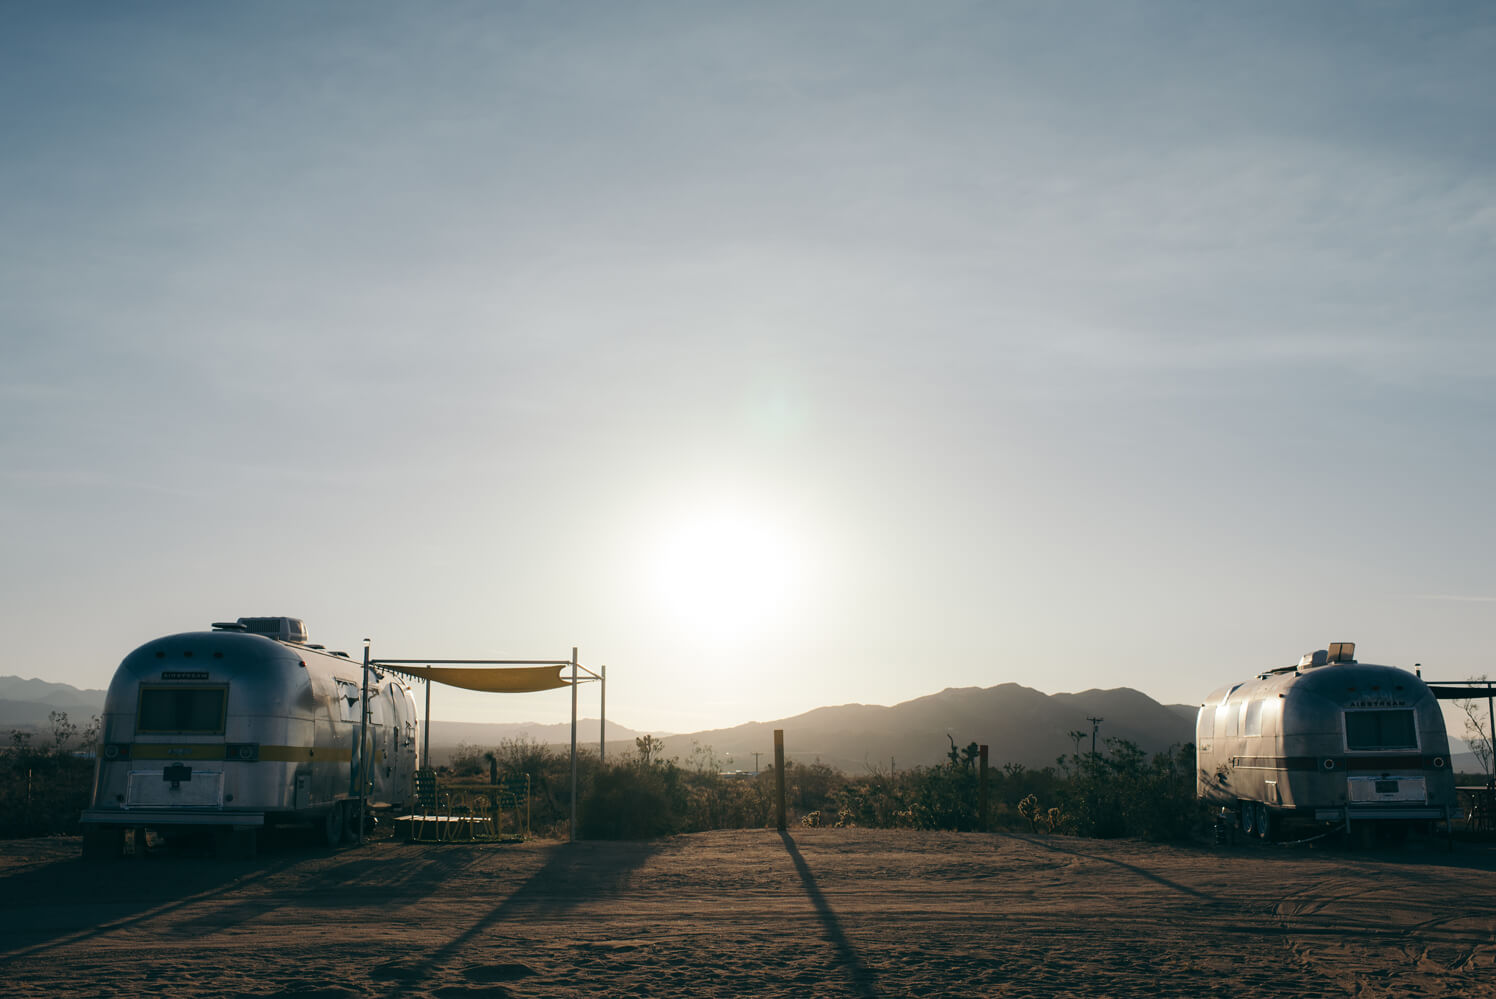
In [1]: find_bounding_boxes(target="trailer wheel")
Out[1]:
[323,803,346,848]
[1240,802,1256,837]
[1255,803,1272,841]
[342,803,361,845]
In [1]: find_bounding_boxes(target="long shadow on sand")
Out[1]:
[780,831,880,999]
[0,852,301,963]
[372,839,662,996]
[1011,834,1217,902]
[162,843,486,937]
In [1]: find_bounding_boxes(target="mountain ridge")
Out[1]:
[2,673,1197,769]
[5,672,1483,773]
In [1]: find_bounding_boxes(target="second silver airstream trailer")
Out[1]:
[1198,642,1457,842]
[79,617,419,856]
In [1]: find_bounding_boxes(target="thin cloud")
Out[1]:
[1412,594,1496,603]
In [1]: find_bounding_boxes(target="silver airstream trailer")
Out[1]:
[1197,642,1457,842]
[79,617,419,857]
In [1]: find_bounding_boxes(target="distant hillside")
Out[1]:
[0,676,106,728]
[0,674,1198,773]
[648,683,1196,774]
[423,719,651,765]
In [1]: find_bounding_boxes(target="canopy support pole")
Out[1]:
[569,646,579,843]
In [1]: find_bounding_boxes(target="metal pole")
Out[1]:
[357,640,371,844]
[600,664,606,763]
[422,676,431,769]
[570,646,578,843]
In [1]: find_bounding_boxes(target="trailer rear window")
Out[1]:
[1344,709,1417,751]
[137,686,227,734]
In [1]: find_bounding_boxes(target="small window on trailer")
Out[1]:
[335,680,360,722]
[1216,685,1243,740]
[1224,699,1243,738]
[1244,699,1265,737]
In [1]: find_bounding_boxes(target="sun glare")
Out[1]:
[647,508,805,642]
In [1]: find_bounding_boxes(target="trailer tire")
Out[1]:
[1255,803,1272,841]
[1240,802,1256,837]
[323,803,346,848]
[342,803,361,844]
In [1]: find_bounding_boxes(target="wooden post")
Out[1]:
[979,744,990,832]
[774,729,786,832]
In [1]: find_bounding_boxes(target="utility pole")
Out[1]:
[1086,716,1103,756]
[752,751,762,775]
[569,647,578,843]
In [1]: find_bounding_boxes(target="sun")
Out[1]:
[646,508,805,642]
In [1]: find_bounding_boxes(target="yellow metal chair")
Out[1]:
[408,769,448,842]
[444,793,477,842]
[467,792,499,840]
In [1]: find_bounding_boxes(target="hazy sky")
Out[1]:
[4,2,1494,734]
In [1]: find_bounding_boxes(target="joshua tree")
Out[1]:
[635,734,664,767]
[48,711,77,754]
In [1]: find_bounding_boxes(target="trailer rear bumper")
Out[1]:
[80,808,265,827]
[1314,806,1448,821]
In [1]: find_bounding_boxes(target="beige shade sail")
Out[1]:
[386,664,570,693]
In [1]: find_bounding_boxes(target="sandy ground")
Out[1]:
[1,828,1493,998]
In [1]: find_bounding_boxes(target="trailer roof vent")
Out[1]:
[1327,641,1356,664]
[235,617,309,644]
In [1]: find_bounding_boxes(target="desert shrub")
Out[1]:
[447,742,487,778]
[783,760,839,816]
[450,732,1206,844]
[1053,739,1204,841]
[580,762,682,839]
[1,714,98,838]
[678,769,773,830]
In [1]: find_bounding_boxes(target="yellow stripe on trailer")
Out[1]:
[130,744,227,761]
[259,745,354,763]
[129,744,355,762]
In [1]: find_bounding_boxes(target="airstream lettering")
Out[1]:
[80,617,419,857]
[1197,642,1456,842]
